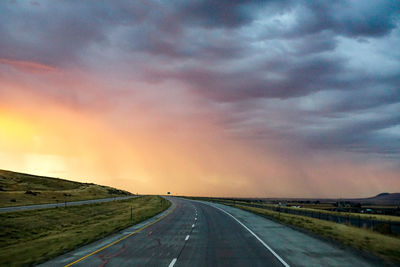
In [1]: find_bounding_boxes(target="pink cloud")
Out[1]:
[0,58,58,74]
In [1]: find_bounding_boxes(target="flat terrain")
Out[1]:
[0,195,170,266]
[0,169,132,207]
[215,198,400,223]
[246,201,400,223]
[42,197,383,267]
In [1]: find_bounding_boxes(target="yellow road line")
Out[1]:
[64,204,176,267]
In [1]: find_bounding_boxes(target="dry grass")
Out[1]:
[217,199,400,223]
[231,204,400,264]
[258,203,400,223]
[0,169,132,207]
[0,195,170,266]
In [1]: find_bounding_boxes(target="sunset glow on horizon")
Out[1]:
[1,0,399,198]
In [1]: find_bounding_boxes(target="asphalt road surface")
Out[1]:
[41,197,379,267]
[0,196,136,213]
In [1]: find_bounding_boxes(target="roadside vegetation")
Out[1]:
[258,203,400,223]
[229,203,400,264]
[219,199,400,223]
[0,169,132,207]
[0,195,170,266]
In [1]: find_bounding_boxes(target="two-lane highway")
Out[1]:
[176,201,284,266]
[42,197,286,266]
[42,197,379,267]
[0,196,137,213]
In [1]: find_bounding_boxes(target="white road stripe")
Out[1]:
[168,258,177,267]
[192,224,195,228]
[185,235,190,241]
[195,217,197,220]
[212,205,290,267]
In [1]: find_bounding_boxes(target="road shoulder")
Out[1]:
[200,200,382,267]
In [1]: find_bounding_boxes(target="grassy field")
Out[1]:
[230,203,400,264]
[0,169,132,207]
[215,198,400,223]
[0,195,170,266]
[258,203,400,223]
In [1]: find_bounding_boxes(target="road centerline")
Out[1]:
[63,202,176,267]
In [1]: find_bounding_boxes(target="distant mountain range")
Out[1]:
[250,193,400,205]
[347,193,400,205]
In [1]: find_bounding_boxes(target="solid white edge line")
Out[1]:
[168,258,177,267]
[212,205,290,267]
[185,235,190,241]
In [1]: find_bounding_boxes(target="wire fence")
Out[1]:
[217,200,400,235]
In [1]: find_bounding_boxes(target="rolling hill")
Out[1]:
[350,193,400,205]
[0,169,132,207]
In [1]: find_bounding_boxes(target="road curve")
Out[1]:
[40,197,380,267]
[0,196,137,213]
[41,197,284,266]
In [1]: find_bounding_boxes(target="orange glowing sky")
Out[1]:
[1,1,399,197]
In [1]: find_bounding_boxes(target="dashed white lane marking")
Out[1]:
[211,205,290,267]
[168,258,177,267]
[185,235,190,241]
[192,224,195,228]
[195,217,197,220]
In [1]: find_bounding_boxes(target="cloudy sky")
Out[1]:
[0,0,399,197]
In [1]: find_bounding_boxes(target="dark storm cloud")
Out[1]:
[0,0,158,65]
[294,1,400,38]
[179,0,283,29]
[0,1,103,65]
[320,89,400,113]
[305,112,400,155]
[1,0,399,158]
[181,0,253,28]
